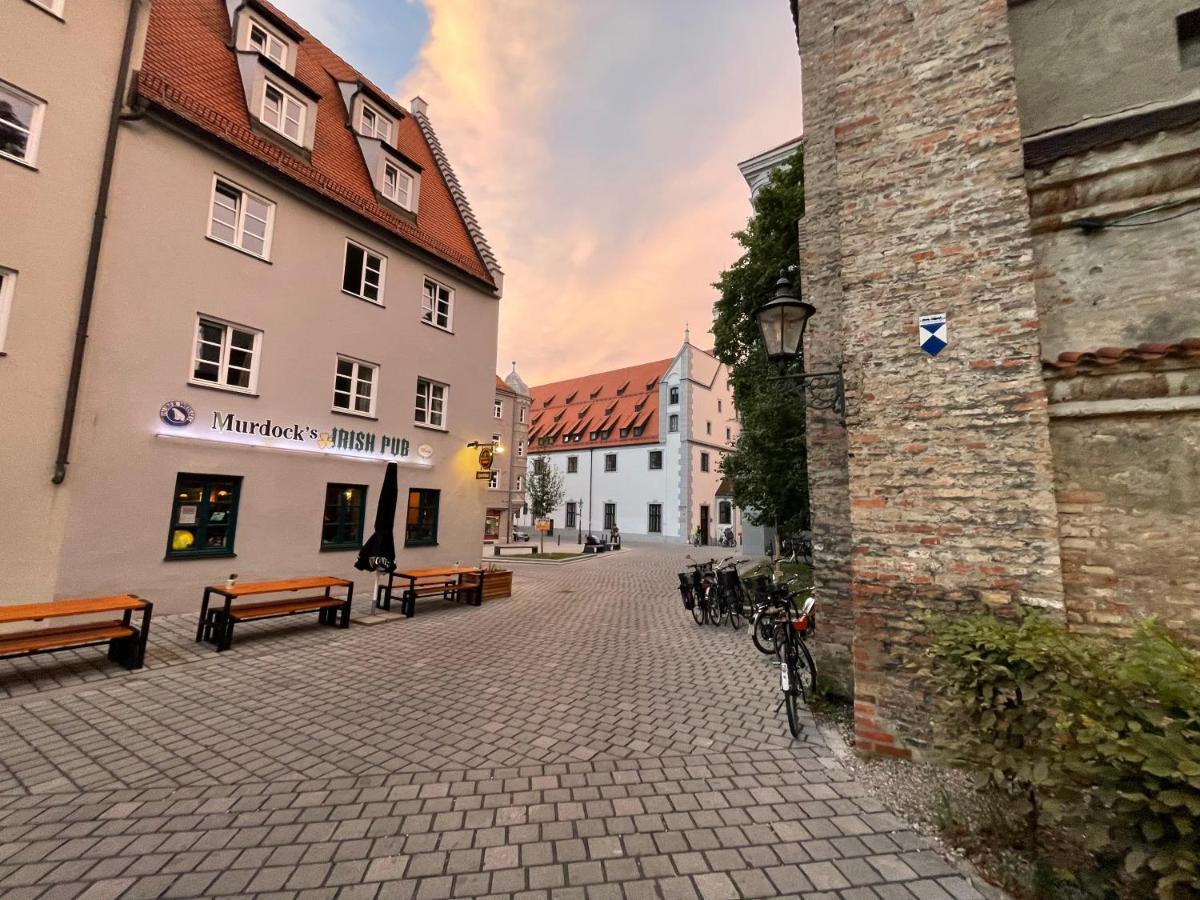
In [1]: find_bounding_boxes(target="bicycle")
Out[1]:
[683,556,717,626]
[774,594,817,738]
[747,572,807,655]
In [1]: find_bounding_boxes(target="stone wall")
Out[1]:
[796,0,1066,755]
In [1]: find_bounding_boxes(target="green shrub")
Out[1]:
[927,613,1200,899]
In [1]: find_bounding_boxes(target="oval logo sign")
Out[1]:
[160,400,195,427]
[478,446,494,469]
[417,443,434,459]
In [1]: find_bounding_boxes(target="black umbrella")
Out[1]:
[355,462,397,572]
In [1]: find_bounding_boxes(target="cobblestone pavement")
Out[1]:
[0,541,990,899]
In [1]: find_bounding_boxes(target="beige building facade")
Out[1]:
[1,0,505,615]
[0,0,141,605]
[484,368,530,543]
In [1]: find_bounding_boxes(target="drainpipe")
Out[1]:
[587,447,594,540]
[52,0,143,484]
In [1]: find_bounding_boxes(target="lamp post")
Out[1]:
[754,276,845,422]
[577,498,584,545]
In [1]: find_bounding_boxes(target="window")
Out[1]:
[0,81,45,166]
[422,278,453,330]
[0,267,15,352]
[382,161,414,209]
[726,427,732,442]
[567,456,578,474]
[718,501,732,525]
[517,440,524,457]
[669,386,679,405]
[604,503,616,531]
[519,406,527,424]
[565,502,577,529]
[619,428,630,439]
[261,81,304,143]
[322,483,366,549]
[648,504,662,534]
[342,241,385,302]
[700,452,710,472]
[515,475,524,491]
[191,316,261,392]
[706,421,712,435]
[1179,9,1200,68]
[488,471,499,489]
[415,377,447,428]
[209,177,273,258]
[248,20,287,65]
[494,399,504,419]
[405,488,440,546]
[359,102,392,142]
[604,453,617,472]
[717,400,723,413]
[167,474,241,558]
[333,356,378,416]
[648,450,663,470]
[668,414,679,433]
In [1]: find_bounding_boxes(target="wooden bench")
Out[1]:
[197,577,353,651]
[375,567,483,617]
[0,595,152,670]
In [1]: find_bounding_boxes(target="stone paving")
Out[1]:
[0,541,990,899]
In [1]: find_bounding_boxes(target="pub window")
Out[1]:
[648,450,663,470]
[700,452,710,472]
[414,377,447,428]
[322,483,366,550]
[167,473,241,558]
[604,453,617,472]
[565,501,577,528]
[1179,9,1200,68]
[567,456,578,473]
[604,503,616,530]
[192,315,261,393]
[648,503,662,534]
[405,488,440,546]
[718,500,732,525]
[342,240,386,303]
[669,386,679,405]
[333,355,378,416]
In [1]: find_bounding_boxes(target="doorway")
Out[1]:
[699,505,709,545]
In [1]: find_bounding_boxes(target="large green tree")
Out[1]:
[711,148,809,536]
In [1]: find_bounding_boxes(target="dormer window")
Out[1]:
[382,161,413,209]
[262,81,304,144]
[248,21,287,66]
[359,102,392,143]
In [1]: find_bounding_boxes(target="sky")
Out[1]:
[274,0,802,385]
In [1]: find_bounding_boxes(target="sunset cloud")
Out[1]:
[397,1,802,383]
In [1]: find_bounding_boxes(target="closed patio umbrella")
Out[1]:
[355,462,397,573]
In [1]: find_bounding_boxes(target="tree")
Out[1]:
[711,148,810,538]
[526,456,565,552]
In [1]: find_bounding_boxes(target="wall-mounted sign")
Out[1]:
[155,401,421,463]
[417,444,434,459]
[477,446,494,470]
[918,313,947,356]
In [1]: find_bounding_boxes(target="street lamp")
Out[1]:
[577,497,584,546]
[754,275,845,422]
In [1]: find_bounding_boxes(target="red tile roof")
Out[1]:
[138,0,497,289]
[529,358,673,451]
[495,375,508,391]
[1044,339,1200,375]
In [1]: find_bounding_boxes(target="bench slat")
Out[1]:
[208,577,350,598]
[0,621,136,656]
[227,596,344,622]
[0,596,145,625]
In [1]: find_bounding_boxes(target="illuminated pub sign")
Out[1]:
[158,400,420,462]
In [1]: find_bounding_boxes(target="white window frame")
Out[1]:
[517,440,524,457]
[247,19,287,66]
[190,315,262,394]
[332,354,379,418]
[488,471,499,489]
[415,377,448,429]
[359,101,393,143]
[519,406,527,424]
[515,475,524,491]
[208,175,275,259]
[605,453,617,472]
[0,267,16,352]
[260,80,305,144]
[668,414,679,433]
[421,277,454,332]
[494,399,504,419]
[382,161,414,210]
[342,239,386,303]
[0,80,46,167]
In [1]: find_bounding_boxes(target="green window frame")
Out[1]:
[405,488,440,547]
[166,473,242,559]
[322,483,367,550]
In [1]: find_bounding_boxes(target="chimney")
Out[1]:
[410,96,428,116]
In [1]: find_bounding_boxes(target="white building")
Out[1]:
[523,335,740,544]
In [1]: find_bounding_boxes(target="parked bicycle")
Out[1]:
[774,593,817,738]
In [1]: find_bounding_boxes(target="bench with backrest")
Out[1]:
[197,576,353,652]
[375,567,483,617]
[0,595,153,670]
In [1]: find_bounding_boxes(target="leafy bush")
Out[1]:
[927,613,1200,899]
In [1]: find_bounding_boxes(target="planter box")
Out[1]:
[480,569,513,601]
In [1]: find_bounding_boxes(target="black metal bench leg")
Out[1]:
[342,583,353,628]
[404,590,415,618]
[135,603,152,668]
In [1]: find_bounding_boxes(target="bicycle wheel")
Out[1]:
[691,585,707,626]
[794,635,817,700]
[751,610,776,655]
[707,590,726,627]
[778,639,803,738]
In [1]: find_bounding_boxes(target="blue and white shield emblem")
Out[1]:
[918,313,947,356]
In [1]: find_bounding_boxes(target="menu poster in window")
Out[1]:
[178,505,198,525]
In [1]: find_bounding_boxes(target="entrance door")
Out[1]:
[699,505,709,545]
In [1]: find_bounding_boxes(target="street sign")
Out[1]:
[478,446,494,469]
[475,471,493,480]
[535,518,551,533]
[918,313,947,356]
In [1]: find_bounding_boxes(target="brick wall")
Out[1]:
[796,0,1065,753]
